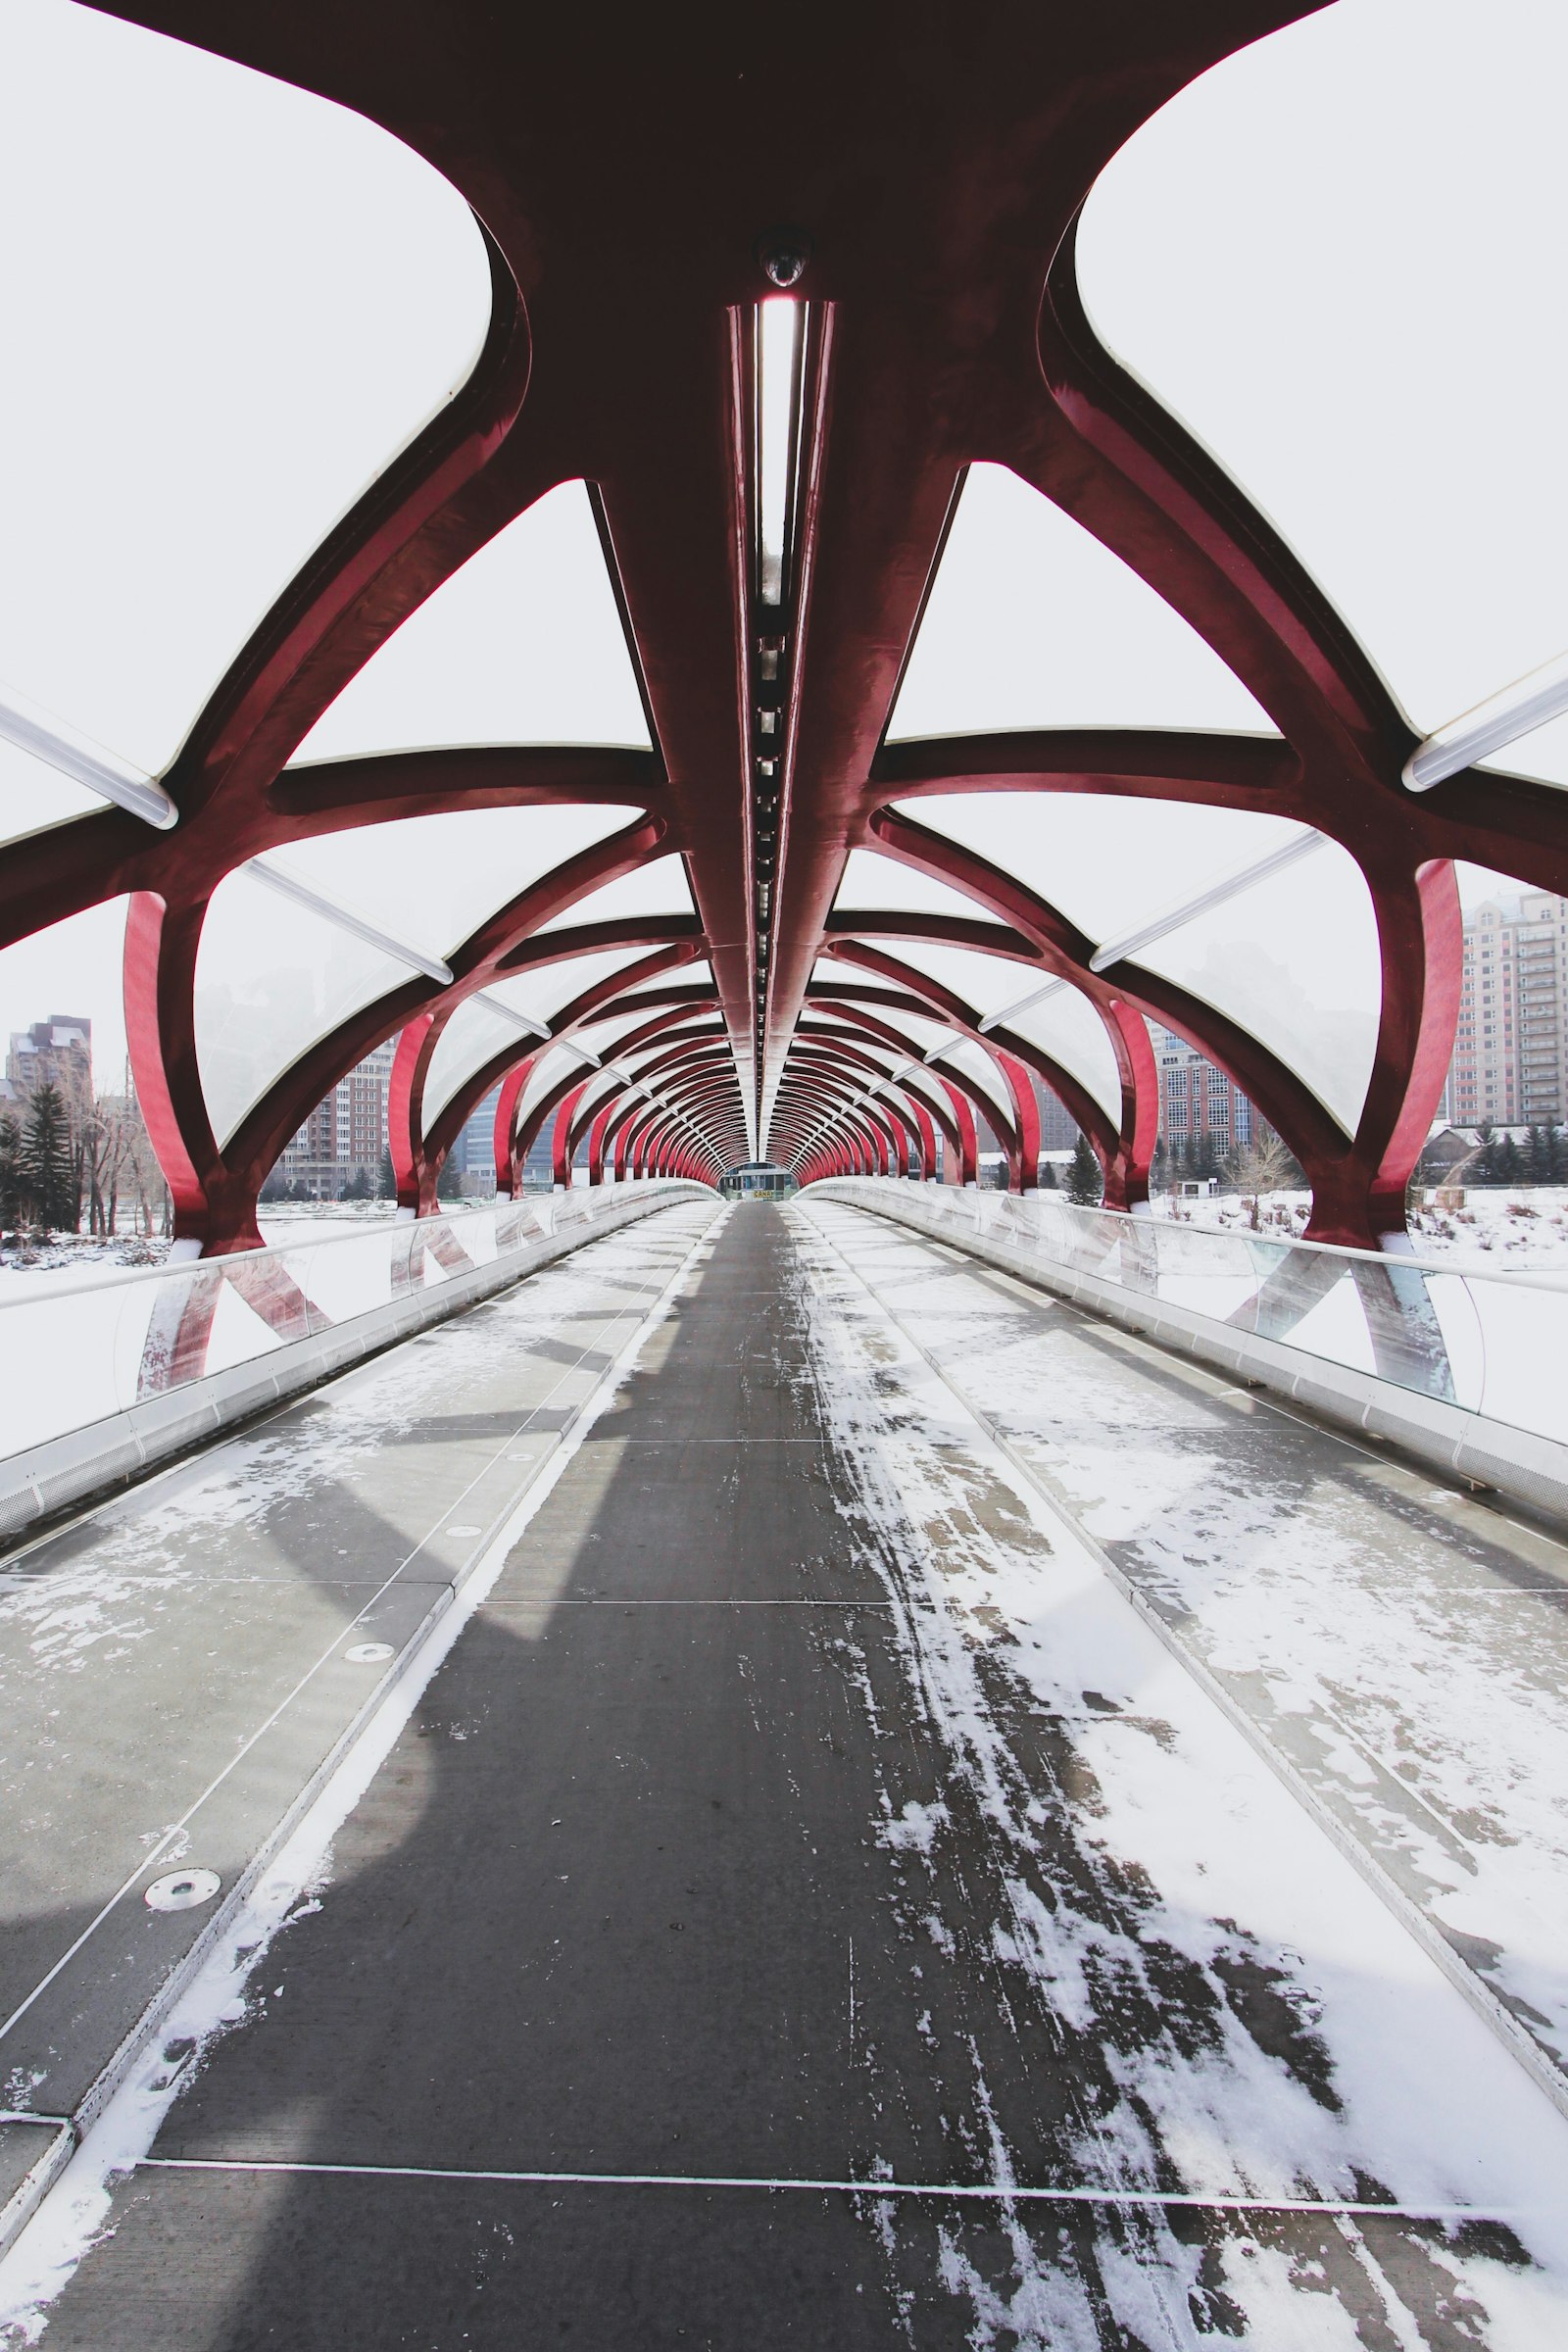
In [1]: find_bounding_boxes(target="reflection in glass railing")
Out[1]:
[0,1185,705,1467]
[818,1183,1568,1449]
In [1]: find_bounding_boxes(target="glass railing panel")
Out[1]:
[0,1184,701,1474]
[823,1179,1568,1449]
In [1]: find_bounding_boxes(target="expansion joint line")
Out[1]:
[129,2158,1518,2222]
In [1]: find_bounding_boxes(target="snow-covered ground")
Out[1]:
[0,1200,465,1292]
[1147,1185,1568,1270]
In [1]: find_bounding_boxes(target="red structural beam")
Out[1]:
[28,2,1568,1244]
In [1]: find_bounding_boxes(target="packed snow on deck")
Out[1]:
[788,1201,1568,2349]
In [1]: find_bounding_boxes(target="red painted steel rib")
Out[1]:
[29,2,1568,1243]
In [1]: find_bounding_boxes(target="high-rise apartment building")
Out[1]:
[1444,891,1568,1128]
[273,1039,396,1199]
[451,1087,502,1193]
[5,1013,93,1123]
[1032,1078,1081,1152]
[1150,1023,1253,1154]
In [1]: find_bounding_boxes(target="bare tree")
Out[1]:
[1225,1127,1297,1231]
[91,1075,163,1239]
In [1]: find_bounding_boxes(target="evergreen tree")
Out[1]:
[1039,1157,1058,1191]
[21,1085,77,1232]
[1066,1131,1103,1207]
[1528,1124,1552,1185]
[378,1148,396,1200]
[1499,1133,1524,1187]
[0,1111,21,1231]
[436,1154,465,1201]
[1151,1136,1169,1192]
[1473,1120,1499,1185]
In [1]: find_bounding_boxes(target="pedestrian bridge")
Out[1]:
[4,1190,1568,2347]
[5,0,1568,2341]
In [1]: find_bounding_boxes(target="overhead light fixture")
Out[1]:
[1404,645,1568,792]
[757,295,803,610]
[748,236,821,1166]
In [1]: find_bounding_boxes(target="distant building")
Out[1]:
[1444,890,1568,1128]
[455,1088,501,1195]
[6,1013,93,1123]
[1032,1078,1080,1152]
[274,1039,396,1200]
[1150,1024,1253,1157]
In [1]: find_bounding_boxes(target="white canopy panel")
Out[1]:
[533,854,695,934]
[294,481,652,763]
[886,463,1274,744]
[196,867,408,1148]
[1077,0,1568,785]
[262,806,639,963]
[832,847,1007,925]
[853,939,1036,1022]
[0,735,112,850]
[564,1064,626,1128]
[483,949,654,1029]
[895,793,1305,954]
[0,1,491,775]
[847,1007,958,1059]
[932,1038,1014,1134]
[1134,837,1382,1134]
[1004,987,1124,1127]
[515,1043,590,1130]
[422,996,536,1136]
[573,1007,715,1058]
[611,957,716,1008]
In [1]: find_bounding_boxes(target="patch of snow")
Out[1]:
[792,1199,1568,2342]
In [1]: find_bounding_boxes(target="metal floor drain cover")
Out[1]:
[345,1641,394,1663]
[146,1868,220,1912]
[446,1524,482,1539]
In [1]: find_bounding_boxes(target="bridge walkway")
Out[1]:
[12,1202,1568,2348]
